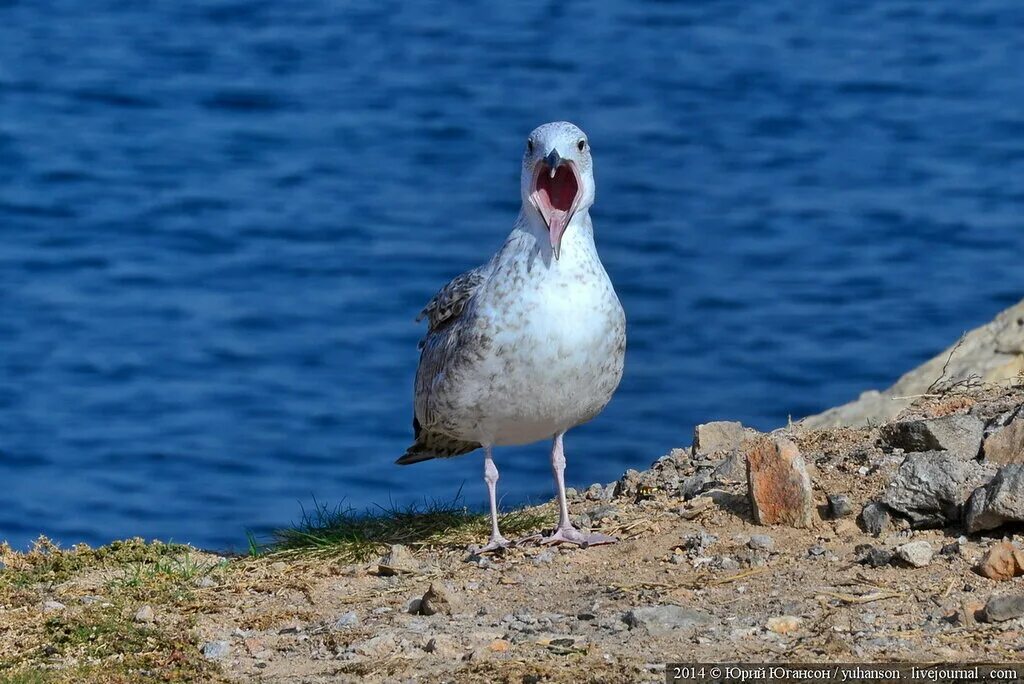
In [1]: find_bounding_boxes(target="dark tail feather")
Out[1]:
[397,419,481,464]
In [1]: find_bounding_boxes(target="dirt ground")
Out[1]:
[4,385,1024,683]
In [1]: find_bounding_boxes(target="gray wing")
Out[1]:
[397,267,488,464]
[415,268,487,341]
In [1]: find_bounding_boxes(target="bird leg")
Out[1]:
[475,446,512,554]
[541,432,617,547]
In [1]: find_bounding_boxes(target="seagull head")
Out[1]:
[521,121,595,260]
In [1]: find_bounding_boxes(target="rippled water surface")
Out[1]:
[2,1,1023,549]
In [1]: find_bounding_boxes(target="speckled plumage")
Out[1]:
[398,122,626,466]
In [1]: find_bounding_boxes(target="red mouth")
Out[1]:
[532,163,579,259]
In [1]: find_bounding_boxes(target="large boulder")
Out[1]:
[965,465,1024,533]
[879,414,984,460]
[881,452,995,527]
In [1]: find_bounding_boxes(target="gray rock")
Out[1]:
[353,633,397,657]
[879,414,985,459]
[881,452,995,527]
[379,544,418,575]
[719,557,740,570]
[201,641,231,660]
[828,494,855,519]
[418,583,454,616]
[134,605,155,623]
[964,465,1024,533]
[587,504,619,521]
[856,545,893,568]
[332,611,359,629]
[982,594,1024,623]
[533,550,555,565]
[623,605,715,635]
[807,545,827,558]
[748,534,775,552]
[679,469,714,500]
[42,600,65,613]
[614,469,642,497]
[684,530,718,556]
[194,575,216,588]
[860,502,892,536]
[896,541,934,568]
[693,421,747,456]
[712,451,747,481]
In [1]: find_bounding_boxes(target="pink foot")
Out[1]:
[541,527,617,548]
[474,535,513,554]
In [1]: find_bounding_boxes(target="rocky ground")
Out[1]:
[3,300,1024,684]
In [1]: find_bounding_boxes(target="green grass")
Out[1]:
[0,538,192,590]
[267,494,550,562]
[106,550,224,603]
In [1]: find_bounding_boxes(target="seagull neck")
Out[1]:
[517,207,595,262]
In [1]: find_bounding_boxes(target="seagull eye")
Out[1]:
[527,139,534,153]
[577,139,587,152]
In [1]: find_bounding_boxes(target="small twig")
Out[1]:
[710,568,769,586]
[927,333,967,393]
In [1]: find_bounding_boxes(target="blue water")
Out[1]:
[2,1,1023,551]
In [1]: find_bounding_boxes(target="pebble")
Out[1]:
[940,536,968,557]
[378,544,418,576]
[533,550,555,565]
[827,494,855,518]
[896,541,934,568]
[719,557,740,570]
[333,610,358,626]
[201,641,231,660]
[269,561,287,573]
[976,542,1024,581]
[855,545,893,568]
[766,616,802,634]
[748,534,775,551]
[807,545,827,558]
[623,605,715,636]
[42,600,65,613]
[133,605,155,623]
[424,635,462,659]
[982,594,1024,623]
[418,583,454,616]
[354,633,397,658]
[860,502,892,536]
[195,576,217,588]
[684,530,718,556]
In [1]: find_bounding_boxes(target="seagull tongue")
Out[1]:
[534,165,579,259]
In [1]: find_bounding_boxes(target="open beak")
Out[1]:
[530,149,580,260]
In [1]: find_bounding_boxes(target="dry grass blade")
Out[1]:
[817,589,903,604]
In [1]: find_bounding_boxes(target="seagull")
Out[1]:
[397,121,626,552]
